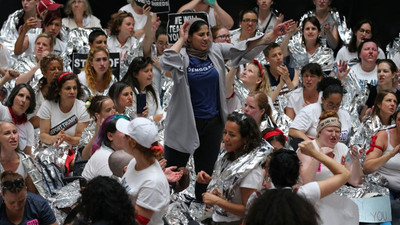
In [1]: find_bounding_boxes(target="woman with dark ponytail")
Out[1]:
[289,77,351,144]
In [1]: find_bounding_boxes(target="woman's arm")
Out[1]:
[63,122,89,146]
[14,17,36,55]
[225,66,237,98]
[297,148,320,184]
[135,204,154,225]
[212,1,234,29]
[284,107,296,120]
[203,187,257,217]
[246,15,295,52]
[0,70,19,88]
[39,119,61,145]
[299,140,350,198]
[364,131,400,174]
[270,80,284,102]
[344,146,363,186]
[143,9,159,57]
[289,128,311,141]
[323,23,339,50]
[16,63,40,84]
[279,22,299,57]
[177,0,201,12]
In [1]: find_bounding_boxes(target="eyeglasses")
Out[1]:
[215,34,230,39]
[358,28,371,34]
[1,178,25,192]
[326,102,341,109]
[242,19,258,24]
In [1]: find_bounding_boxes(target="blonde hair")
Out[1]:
[84,47,112,93]
[250,62,271,96]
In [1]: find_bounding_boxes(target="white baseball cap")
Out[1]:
[116,117,158,148]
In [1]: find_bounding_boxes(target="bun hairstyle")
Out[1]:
[86,95,112,121]
[319,110,339,121]
[317,77,344,99]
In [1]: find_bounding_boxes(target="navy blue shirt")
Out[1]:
[187,56,220,119]
[0,192,56,225]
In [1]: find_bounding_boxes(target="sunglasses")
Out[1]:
[1,178,25,191]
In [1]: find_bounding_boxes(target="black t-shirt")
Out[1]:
[0,192,56,225]
[365,85,400,108]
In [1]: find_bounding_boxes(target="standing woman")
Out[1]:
[121,57,163,122]
[62,0,101,29]
[108,82,134,116]
[230,9,261,43]
[0,84,35,155]
[159,17,294,200]
[285,62,323,120]
[117,117,169,225]
[78,47,117,97]
[197,112,270,224]
[37,72,90,146]
[281,16,334,74]
[255,0,277,34]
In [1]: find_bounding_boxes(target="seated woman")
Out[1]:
[0,171,57,225]
[121,56,163,123]
[336,19,386,65]
[285,63,323,120]
[78,47,117,97]
[281,16,334,74]
[37,72,90,146]
[246,188,319,225]
[262,127,286,150]
[364,109,400,200]
[13,33,54,89]
[29,54,63,128]
[361,59,400,118]
[197,112,271,224]
[289,77,352,144]
[117,117,170,225]
[14,9,66,56]
[298,111,362,186]
[350,91,398,157]
[243,91,273,128]
[80,95,116,159]
[62,0,101,29]
[0,84,35,155]
[82,114,128,180]
[73,176,136,225]
[255,0,278,34]
[108,82,134,117]
[0,122,37,193]
[264,42,299,103]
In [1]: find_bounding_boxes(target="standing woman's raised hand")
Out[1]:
[272,14,296,37]
[180,21,190,41]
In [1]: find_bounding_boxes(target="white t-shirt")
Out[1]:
[62,15,101,29]
[311,140,349,181]
[286,88,323,116]
[350,63,378,90]
[119,4,151,32]
[336,46,386,63]
[78,71,117,96]
[121,159,169,225]
[26,33,66,56]
[212,166,263,223]
[37,99,90,137]
[82,145,114,181]
[290,103,351,143]
[0,104,34,150]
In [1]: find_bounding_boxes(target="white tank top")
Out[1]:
[378,129,400,190]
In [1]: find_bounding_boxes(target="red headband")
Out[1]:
[253,59,263,78]
[58,72,72,84]
[263,128,287,141]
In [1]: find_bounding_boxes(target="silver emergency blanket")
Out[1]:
[119,38,144,80]
[288,32,334,73]
[349,115,395,165]
[299,9,352,45]
[0,9,42,59]
[207,140,273,217]
[5,55,42,94]
[65,28,94,55]
[335,173,390,199]
[386,32,400,60]
[78,120,96,149]
[34,142,79,171]
[229,28,266,65]
[341,69,369,130]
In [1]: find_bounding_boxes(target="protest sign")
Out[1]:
[134,0,170,13]
[71,53,121,80]
[167,12,209,44]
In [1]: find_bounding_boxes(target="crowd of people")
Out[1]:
[0,0,400,224]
